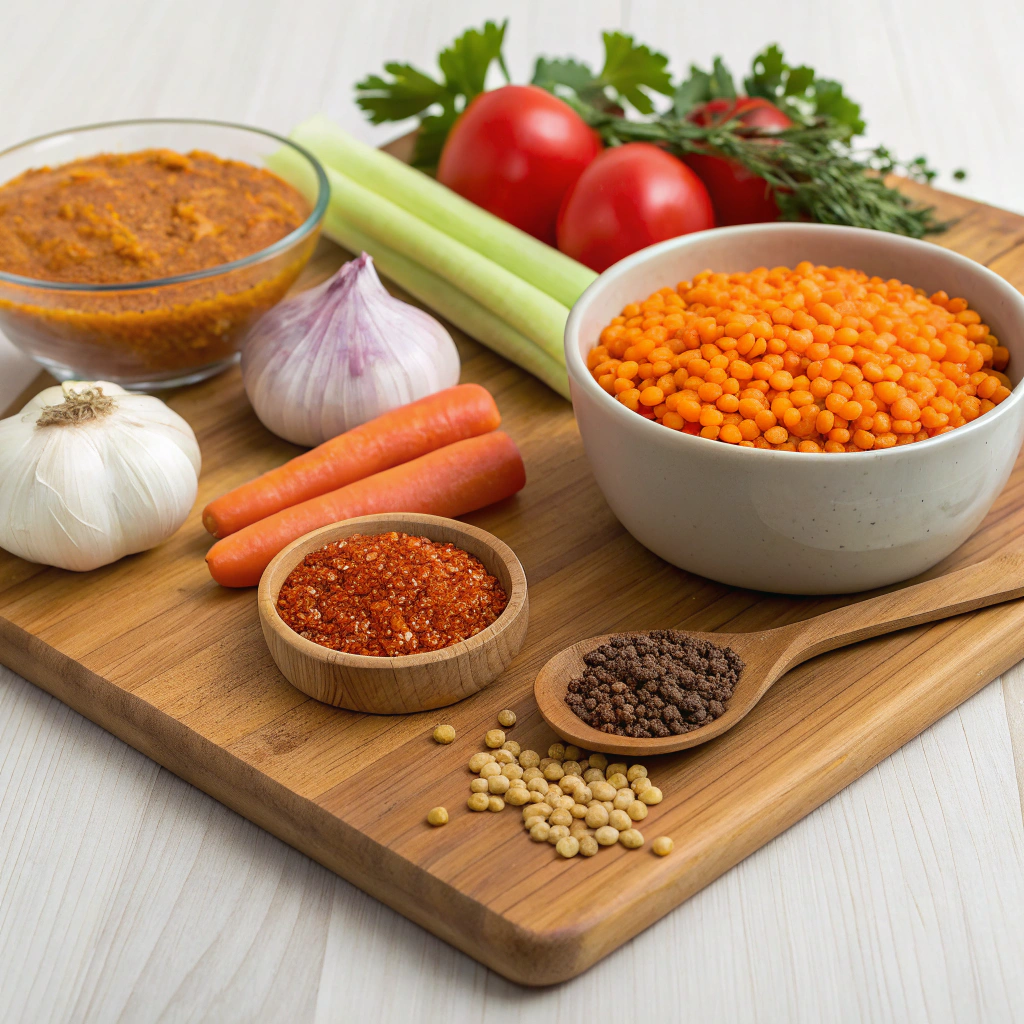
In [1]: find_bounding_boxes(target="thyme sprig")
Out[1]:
[581,109,950,237]
[356,24,964,239]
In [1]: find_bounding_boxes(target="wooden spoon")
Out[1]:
[535,546,1024,756]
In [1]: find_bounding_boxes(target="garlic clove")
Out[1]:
[242,253,461,447]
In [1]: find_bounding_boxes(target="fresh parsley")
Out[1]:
[355,20,510,168]
[355,23,962,236]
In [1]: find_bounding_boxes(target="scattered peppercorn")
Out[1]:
[427,807,448,826]
[497,709,517,727]
[440,722,667,862]
[276,531,508,656]
[652,836,674,856]
[432,724,456,744]
[565,631,744,737]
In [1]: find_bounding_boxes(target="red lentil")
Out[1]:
[587,264,1012,452]
[276,531,508,657]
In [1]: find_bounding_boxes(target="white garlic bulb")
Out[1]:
[0,381,201,571]
[242,253,461,447]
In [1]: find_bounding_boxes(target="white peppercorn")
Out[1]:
[613,789,634,810]
[543,763,565,782]
[583,768,606,784]
[632,777,653,795]
[548,743,566,760]
[556,836,580,858]
[563,745,582,762]
[562,760,582,777]
[652,836,674,856]
[502,740,521,757]
[529,821,551,842]
[619,828,644,849]
[589,781,616,802]
[467,793,489,812]
[627,764,648,782]
[547,825,570,844]
[480,762,502,779]
[497,709,517,727]
[519,750,541,769]
[488,775,510,795]
[606,772,628,790]
[594,825,619,846]
[427,806,448,826]
[501,763,524,781]
[485,729,505,749]
[570,803,589,819]
[626,801,648,821]
[468,752,495,773]
[579,835,599,857]
[639,786,663,806]
[487,796,505,812]
[505,788,530,806]
[589,753,608,770]
[608,809,631,831]
[607,762,627,779]
[432,725,456,745]
[492,748,515,764]
[585,804,610,828]
[522,767,544,782]
[470,778,489,793]
[527,778,549,794]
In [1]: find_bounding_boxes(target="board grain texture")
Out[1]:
[3,181,1024,986]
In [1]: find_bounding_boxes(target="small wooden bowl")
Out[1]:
[257,513,529,714]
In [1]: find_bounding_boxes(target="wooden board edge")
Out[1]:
[0,618,574,987]
[5,601,1024,985]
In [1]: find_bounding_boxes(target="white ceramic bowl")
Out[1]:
[565,223,1024,594]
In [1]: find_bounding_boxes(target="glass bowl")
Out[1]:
[0,119,328,389]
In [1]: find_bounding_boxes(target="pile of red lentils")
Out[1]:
[587,263,1012,452]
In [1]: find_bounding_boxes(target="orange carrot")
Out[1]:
[202,383,501,538]
[206,431,525,587]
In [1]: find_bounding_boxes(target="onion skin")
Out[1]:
[242,253,461,447]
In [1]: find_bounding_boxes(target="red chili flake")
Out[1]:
[276,531,509,657]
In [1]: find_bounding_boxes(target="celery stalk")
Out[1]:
[318,164,568,364]
[291,115,596,309]
[326,211,570,399]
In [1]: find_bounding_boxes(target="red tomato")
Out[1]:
[684,97,792,226]
[556,143,715,273]
[437,85,601,246]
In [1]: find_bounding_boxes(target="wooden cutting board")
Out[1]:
[3,181,1024,986]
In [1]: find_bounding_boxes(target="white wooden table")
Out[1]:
[2,2,1024,1020]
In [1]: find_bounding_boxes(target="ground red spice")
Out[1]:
[276,531,508,657]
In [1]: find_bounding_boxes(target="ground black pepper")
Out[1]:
[564,630,745,737]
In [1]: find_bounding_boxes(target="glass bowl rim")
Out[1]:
[0,117,330,293]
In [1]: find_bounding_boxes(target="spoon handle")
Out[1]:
[788,545,1024,665]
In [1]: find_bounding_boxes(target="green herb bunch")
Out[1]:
[356,23,964,238]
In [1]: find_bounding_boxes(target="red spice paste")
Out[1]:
[0,148,309,285]
[276,531,508,657]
